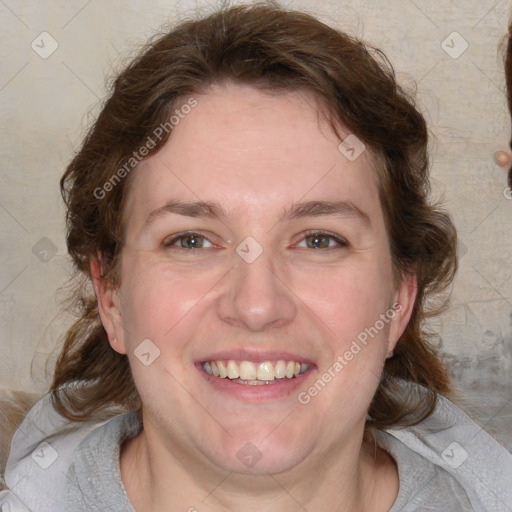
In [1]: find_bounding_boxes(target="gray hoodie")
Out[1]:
[1,391,511,511]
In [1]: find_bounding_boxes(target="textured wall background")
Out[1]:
[0,0,511,448]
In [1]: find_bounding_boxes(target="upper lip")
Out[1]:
[196,348,315,365]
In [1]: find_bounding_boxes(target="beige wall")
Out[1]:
[0,0,510,447]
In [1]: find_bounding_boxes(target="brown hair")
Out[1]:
[52,2,457,429]
[506,23,512,187]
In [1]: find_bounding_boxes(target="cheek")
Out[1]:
[116,262,206,403]
[299,270,394,418]
[294,259,395,342]
[118,251,221,346]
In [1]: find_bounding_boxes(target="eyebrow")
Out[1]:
[283,200,371,226]
[145,199,371,226]
[145,200,227,225]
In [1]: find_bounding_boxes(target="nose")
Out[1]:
[216,246,297,332]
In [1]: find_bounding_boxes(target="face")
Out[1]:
[96,83,415,476]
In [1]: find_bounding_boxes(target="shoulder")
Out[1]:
[379,394,512,512]
[0,389,39,473]
[0,488,33,511]
[65,408,140,510]
[3,391,131,512]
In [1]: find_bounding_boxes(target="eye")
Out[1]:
[295,232,349,249]
[163,232,214,249]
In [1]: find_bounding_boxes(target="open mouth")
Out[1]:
[200,359,310,385]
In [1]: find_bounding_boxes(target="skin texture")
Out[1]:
[92,83,417,512]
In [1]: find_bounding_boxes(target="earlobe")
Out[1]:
[387,272,417,353]
[494,150,512,168]
[90,255,127,354]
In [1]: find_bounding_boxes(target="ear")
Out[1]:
[387,272,417,354]
[90,255,127,355]
[493,150,512,168]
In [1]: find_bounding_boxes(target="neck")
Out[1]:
[120,421,398,512]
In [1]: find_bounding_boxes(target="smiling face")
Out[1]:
[96,82,415,477]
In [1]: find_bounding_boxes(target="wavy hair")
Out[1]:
[505,23,512,187]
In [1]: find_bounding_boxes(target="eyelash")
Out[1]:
[162,231,349,250]
[295,231,349,250]
[162,232,215,249]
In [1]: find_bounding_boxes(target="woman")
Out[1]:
[1,4,511,511]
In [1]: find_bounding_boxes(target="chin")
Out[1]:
[216,449,308,476]
[204,425,313,476]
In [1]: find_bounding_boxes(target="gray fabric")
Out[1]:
[1,391,511,511]
[66,413,474,512]
[384,396,512,512]
[378,430,473,511]
[64,412,140,512]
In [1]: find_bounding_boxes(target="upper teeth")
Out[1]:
[202,360,309,380]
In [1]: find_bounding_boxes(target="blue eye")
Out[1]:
[296,232,348,249]
[163,233,214,249]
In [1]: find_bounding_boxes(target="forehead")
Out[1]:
[124,83,382,225]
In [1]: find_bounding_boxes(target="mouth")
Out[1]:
[200,359,311,385]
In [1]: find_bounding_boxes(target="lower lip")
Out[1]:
[196,363,314,402]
